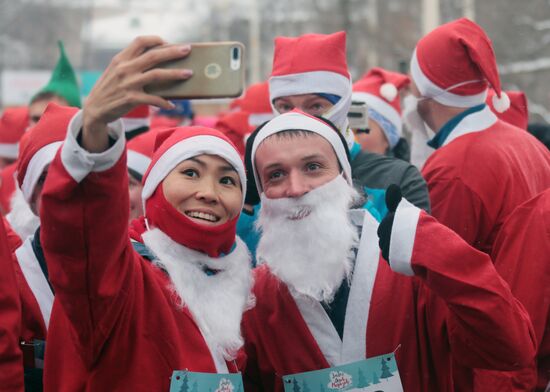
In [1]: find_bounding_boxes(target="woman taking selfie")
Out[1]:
[38,36,253,391]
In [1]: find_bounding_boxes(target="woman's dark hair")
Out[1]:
[243,115,351,206]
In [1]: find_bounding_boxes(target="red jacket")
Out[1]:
[423,106,550,255]
[242,206,536,392]
[0,214,24,391]
[473,189,550,391]
[422,104,550,391]
[40,118,243,391]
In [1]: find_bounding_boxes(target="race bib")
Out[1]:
[169,370,243,392]
[283,353,403,392]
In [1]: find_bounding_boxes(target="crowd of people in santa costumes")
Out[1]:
[0,11,549,392]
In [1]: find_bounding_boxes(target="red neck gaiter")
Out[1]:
[143,186,238,258]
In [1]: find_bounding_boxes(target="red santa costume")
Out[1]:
[410,18,550,391]
[0,107,29,221]
[6,131,40,242]
[471,189,550,391]
[7,104,77,389]
[0,216,24,391]
[413,18,550,255]
[241,111,536,392]
[40,106,254,391]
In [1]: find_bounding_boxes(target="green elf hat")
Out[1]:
[32,41,81,108]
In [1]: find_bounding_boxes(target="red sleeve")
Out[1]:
[413,212,536,370]
[40,118,135,366]
[389,203,536,371]
[0,215,24,391]
[474,194,550,390]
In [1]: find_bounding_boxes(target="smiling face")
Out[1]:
[273,94,334,117]
[162,154,243,226]
[255,132,341,199]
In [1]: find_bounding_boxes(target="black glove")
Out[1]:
[377,184,402,262]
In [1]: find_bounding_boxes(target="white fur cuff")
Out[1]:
[388,198,420,276]
[61,110,125,183]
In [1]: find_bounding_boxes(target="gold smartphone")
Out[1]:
[145,41,245,99]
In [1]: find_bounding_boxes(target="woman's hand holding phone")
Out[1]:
[82,36,193,153]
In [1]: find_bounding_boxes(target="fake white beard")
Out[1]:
[256,175,359,303]
[141,229,255,361]
[402,94,435,140]
[402,94,436,169]
[6,186,40,240]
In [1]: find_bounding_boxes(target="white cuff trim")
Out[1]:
[61,110,125,183]
[388,198,420,276]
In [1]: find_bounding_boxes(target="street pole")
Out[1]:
[463,0,475,21]
[422,0,440,35]
[249,0,261,83]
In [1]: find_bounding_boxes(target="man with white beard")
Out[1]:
[241,110,536,392]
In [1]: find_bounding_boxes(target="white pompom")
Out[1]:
[380,83,398,102]
[492,91,510,113]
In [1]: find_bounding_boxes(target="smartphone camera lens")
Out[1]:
[230,46,242,70]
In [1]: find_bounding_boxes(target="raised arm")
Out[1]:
[379,188,536,370]
[40,36,191,363]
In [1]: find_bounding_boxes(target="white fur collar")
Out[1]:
[141,228,255,362]
[6,186,39,241]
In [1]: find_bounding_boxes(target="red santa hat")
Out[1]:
[486,89,528,130]
[250,110,352,194]
[121,105,150,139]
[0,107,29,160]
[17,103,78,202]
[141,127,246,210]
[232,82,274,126]
[126,129,158,179]
[269,32,353,139]
[411,18,510,112]
[352,68,410,148]
[215,111,251,157]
